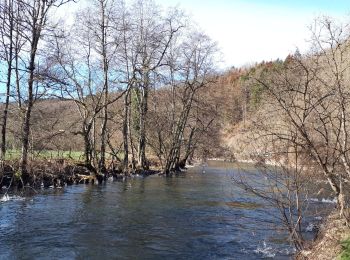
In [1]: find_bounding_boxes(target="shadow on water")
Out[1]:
[0,161,329,259]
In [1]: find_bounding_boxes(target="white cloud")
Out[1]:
[171,2,312,68]
[157,0,349,68]
[55,0,349,69]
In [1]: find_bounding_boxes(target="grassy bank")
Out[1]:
[297,211,350,260]
[4,149,84,161]
[339,238,350,259]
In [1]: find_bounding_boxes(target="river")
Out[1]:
[0,161,333,259]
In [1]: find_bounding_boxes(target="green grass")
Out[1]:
[4,149,122,162]
[4,149,84,161]
[339,238,350,260]
[4,149,21,160]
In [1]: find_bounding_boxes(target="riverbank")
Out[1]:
[297,210,350,259]
[0,159,161,194]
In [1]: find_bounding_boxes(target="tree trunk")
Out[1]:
[83,128,92,167]
[0,2,14,161]
[1,59,13,161]
[15,46,21,109]
[164,94,194,175]
[181,127,196,164]
[128,93,136,170]
[99,76,108,173]
[98,1,108,173]
[138,84,148,169]
[122,89,130,173]
[20,51,36,184]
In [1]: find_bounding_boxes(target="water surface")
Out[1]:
[0,162,326,259]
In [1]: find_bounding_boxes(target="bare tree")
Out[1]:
[118,3,135,173]
[84,0,123,173]
[0,0,26,161]
[163,32,218,175]
[50,2,127,176]
[0,0,15,161]
[51,25,105,172]
[241,16,350,223]
[16,0,74,184]
[233,142,310,250]
[127,0,184,170]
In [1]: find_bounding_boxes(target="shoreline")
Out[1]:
[0,159,162,196]
[296,210,350,259]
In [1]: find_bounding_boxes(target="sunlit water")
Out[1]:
[0,161,333,259]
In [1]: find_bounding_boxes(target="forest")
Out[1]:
[1,0,350,259]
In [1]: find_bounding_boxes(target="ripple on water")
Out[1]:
[197,200,262,209]
[0,195,25,203]
[0,165,313,259]
[254,240,296,259]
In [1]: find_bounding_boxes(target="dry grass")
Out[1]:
[297,211,350,260]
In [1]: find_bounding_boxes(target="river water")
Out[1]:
[0,161,332,259]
